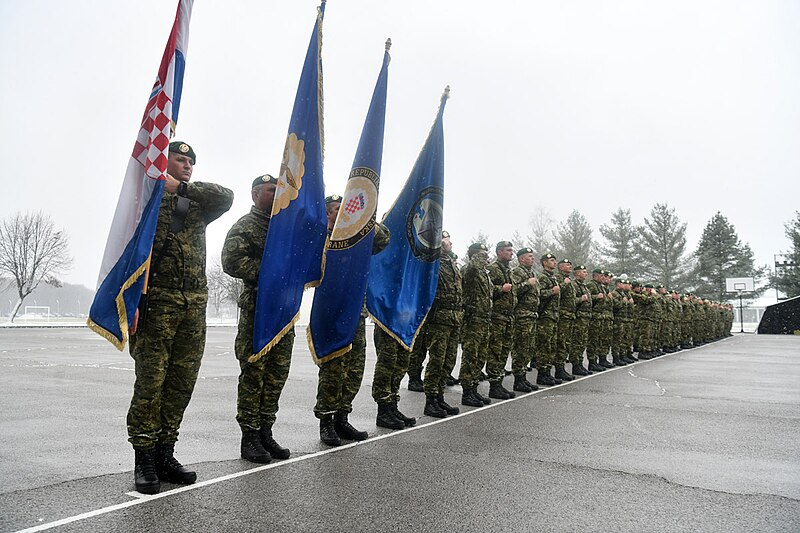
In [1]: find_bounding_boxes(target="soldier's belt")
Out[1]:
[151,276,208,290]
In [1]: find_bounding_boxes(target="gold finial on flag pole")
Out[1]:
[385,38,392,51]
[443,85,450,100]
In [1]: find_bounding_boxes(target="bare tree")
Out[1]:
[206,261,228,318]
[526,206,556,257]
[0,212,72,321]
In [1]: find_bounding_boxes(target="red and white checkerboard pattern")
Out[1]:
[131,85,173,180]
[345,192,365,215]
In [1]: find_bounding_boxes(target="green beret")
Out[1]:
[325,194,342,205]
[541,253,556,261]
[592,268,603,274]
[516,247,533,257]
[644,283,654,289]
[252,174,277,189]
[496,240,513,250]
[607,271,614,278]
[574,264,587,271]
[442,230,451,239]
[558,258,572,265]
[468,242,488,256]
[169,141,196,164]
[656,284,664,290]
[631,280,641,287]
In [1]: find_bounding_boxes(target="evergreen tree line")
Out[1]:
[470,205,800,302]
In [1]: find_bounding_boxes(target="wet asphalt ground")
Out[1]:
[0,328,798,532]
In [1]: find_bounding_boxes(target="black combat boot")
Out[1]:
[259,425,291,459]
[513,374,533,393]
[622,354,637,363]
[536,369,558,387]
[612,355,627,366]
[599,358,615,368]
[241,430,272,464]
[638,351,653,360]
[488,381,515,400]
[407,372,424,392]
[134,448,160,494]
[445,375,460,386]
[473,387,491,405]
[155,443,197,484]
[571,362,589,376]
[334,413,368,441]
[376,403,405,430]
[461,387,484,407]
[319,415,342,446]
[554,363,575,381]
[392,403,417,427]
[424,394,448,418]
[437,394,460,415]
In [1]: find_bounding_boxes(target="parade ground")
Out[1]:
[1,328,798,532]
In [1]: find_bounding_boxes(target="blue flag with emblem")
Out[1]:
[251,2,328,362]
[366,87,449,351]
[307,41,391,364]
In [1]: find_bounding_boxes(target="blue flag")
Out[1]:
[88,0,193,350]
[366,88,449,351]
[307,42,391,364]
[251,3,328,362]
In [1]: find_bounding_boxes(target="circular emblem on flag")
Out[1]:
[406,186,444,262]
[330,167,379,249]
[273,133,305,215]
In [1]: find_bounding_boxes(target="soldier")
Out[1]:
[372,325,416,430]
[314,195,391,446]
[129,141,233,494]
[536,253,561,386]
[636,283,659,359]
[510,247,539,393]
[571,265,592,375]
[459,243,493,407]
[554,259,576,381]
[586,269,611,371]
[610,277,630,366]
[222,174,294,464]
[486,241,517,399]
[422,231,463,418]
[406,325,428,393]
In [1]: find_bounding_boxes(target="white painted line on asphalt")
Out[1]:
[14,338,733,533]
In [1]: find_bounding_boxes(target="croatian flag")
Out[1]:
[88,0,193,350]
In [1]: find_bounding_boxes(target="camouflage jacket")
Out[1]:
[632,290,657,321]
[512,264,539,320]
[574,278,592,319]
[537,268,560,321]
[461,255,492,323]
[428,249,463,326]
[487,259,516,320]
[556,271,577,319]
[586,279,611,318]
[221,206,271,313]
[149,182,233,306]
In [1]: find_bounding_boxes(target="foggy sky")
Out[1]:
[1,0,798,290]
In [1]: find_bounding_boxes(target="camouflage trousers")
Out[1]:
[235,308,294,431]
[556,317,575,366]
[127,294,207,449]
[587,317,612,362]
[571,317,589,365]
[423,322,459,394]
[407,324,428,377]
[486,316,513,383]
[372,326,410,405]
[444,324,460,378]
[314,316,367,418]
[511,317,536,376]
[611,320,625,357]
[640,319,657,352]
[459,317,490,389]
[535,317,557,371]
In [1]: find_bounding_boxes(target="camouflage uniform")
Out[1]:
[555,270,576,367]
[536,268,560,372]
[610,285,627,361]
[222,205,297,432]
[486,258,516,382]
[458,253,492,390]
[314,224,390,418]
[423,250,463,394]
[572,278,592,367]
[511,263,538,376]
[128,182,233,449]
[372,326,410,405]
[585,276,608,365]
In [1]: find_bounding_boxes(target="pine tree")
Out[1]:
[634,203,693,290]
[598,208,639,277]
[694,212,765,300]
[554,210,594,266]
[772,211,800,298]
[526,206,556,257]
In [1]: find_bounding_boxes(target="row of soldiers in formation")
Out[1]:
[125,142,734,494]
[370,235,734,424]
